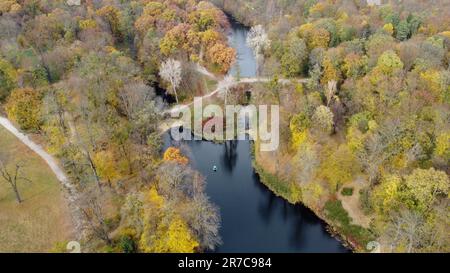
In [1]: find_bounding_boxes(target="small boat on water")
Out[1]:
[213,165,217,172]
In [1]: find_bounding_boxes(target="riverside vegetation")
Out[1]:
[217,0,449,252]
[0,0,449,253]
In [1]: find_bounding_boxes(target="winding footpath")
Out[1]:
[0,116,83,237]
[165,66,308,116]
[160,65,308,132]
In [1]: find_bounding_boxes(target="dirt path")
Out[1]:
[0,116,83,238]
[337,178,372,228]
[0,117,70,188]
[164,66,308,117]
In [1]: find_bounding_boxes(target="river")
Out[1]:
[163,17,348,253]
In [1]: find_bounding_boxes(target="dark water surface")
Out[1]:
[161,17,348,253]
[163,135,348,252]
[228,19,258,78]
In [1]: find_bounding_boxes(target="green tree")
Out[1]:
[0,58,17,101]
[312,105,334,134]
[376,50,404,75]
[281,36,307,77]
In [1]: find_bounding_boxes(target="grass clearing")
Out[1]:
[324,199,374,249]
[0,126,72,252]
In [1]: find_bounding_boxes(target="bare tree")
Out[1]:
[184,194,222,251]
[247,25,271,56]
[157,162,204,201]
[159,59,182,103]
[0,156,32,203]
[77,186,111,245]
[386,209,424,253]
[218,75,236,105]
[118,81,155,119]
[294,143,320,185]
[246,25,270,76]
[325,80,337,106]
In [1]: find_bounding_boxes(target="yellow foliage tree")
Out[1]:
[298,24,330,49]
[96,5,122,39]
[321,56,340,85]
[139,187,198,253]
[160,23,199,59]
[94,150,121,186]
[383,23,394,36]
[420,69,443,101]
[434,131,450,160]
[289,112,310,149]
[79,19,97,30]
[371,174,402,215]
[147,216,199,253]
[5,88,42,131]
[342,53,367,79]
[310,28,330,49]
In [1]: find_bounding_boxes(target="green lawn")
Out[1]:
[0,126,72,252]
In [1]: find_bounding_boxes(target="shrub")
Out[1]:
[341,187,354,196]
[118,235,136,253]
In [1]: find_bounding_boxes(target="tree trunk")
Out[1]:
[13,186,22,203]
[173,86,179,103]
[86,153,102,191]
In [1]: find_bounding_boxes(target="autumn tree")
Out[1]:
[342,53,367,79]
[321,56,340,85]
[5,88,42,131]
[320,144,360,191]
[96,5,122,41]
[289,112,310,149]
[160,23,198,60]
[299,24,330,50]
[0,58,17,101]
[376,50,404,75]
[404,168,449,212]
[281,34,307,77]
[163,147,189,165]
[312,105,334,135]
[207,43,236,73]
[139,187,199,253]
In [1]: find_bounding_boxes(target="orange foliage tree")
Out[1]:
[163,147,189,165]
[207,43,236,73]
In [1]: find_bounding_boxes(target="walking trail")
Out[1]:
[0,116,83,237]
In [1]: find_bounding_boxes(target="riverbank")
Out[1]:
[252,153,374,252]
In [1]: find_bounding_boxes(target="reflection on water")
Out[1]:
[158,14,348,253]
[228,18,258,78]
[163,133,349,253]
[221,140,238,172]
